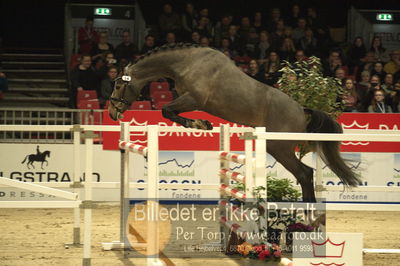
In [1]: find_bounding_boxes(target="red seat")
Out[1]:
[149,81,170,95]
[130,101,152,110]
[151,91,173,104]
[104,100,110,109]
[77,90,98,101]
[77,99,100,109]
[154,101,169,110]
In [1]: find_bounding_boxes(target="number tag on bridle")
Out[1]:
[122,75,131,82]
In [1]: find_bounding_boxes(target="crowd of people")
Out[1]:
[70,3,400,113]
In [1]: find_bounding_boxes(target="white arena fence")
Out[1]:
[1,123,400,265]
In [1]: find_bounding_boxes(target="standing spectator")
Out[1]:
[255,31,272,65]
[279,37,296,62]
[91,32,114,65]
[165,32,176,45]
[191,31,201,44]
[286,4,302,28]
[348,37,366,72]
[158,3,181,37]
[292,18,307,45]
[253,12,265,33]
[181,3,198,40]
[140,35,155,54]
[70,55,100,108]
[78,16,99,54]
[370,62,386,82]
[100,66,118,107]
[342,78,360,112]
[384,50,400,75]
[214,15,231,47]
[369,36,389,63]
[368,89,392,113]
[381,73,394,93]
[114,31,138,63]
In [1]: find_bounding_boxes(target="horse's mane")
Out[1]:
[133,43,204,65]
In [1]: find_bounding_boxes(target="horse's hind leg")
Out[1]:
[161,92,213,130]
[268,141,316,202]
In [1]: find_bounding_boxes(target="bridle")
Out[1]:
[110,75,131,114]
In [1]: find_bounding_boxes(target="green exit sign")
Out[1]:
[95,8,112,16]
[376,13,393,21]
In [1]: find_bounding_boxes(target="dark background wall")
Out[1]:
[0,0,399,49]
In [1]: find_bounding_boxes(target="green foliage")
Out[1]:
[266,176,301,202]
[277,56,344,119]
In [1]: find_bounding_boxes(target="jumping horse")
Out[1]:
[108,43,360,202]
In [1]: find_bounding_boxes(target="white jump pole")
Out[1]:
[146,125,163,266]
[254,127,267,198]
[82,131,95,266]
[72,125,82,246]
[121,122,130,247]
[219,124,230,251]
[315,155,323,202]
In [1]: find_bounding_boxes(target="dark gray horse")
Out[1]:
[109,43,360,202]
[21,151,51,169]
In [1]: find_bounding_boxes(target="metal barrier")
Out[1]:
[0,108,104,143]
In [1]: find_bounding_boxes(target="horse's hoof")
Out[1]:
[202,120,213,130]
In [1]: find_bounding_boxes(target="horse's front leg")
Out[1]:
[161,92,213,130]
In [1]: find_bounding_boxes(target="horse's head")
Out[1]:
[44,151,51,158]
[108,65,140,121]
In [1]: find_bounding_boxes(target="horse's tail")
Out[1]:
[21,155,29,164]
[304,108,361,187]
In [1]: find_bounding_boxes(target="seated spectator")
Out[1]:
[260,51,281,85]
[200,36,210,47]
[91,32,114,65]
[342,78,360,112]
[314,25,334,57]
[286,4,302,28]
[181,3,198,40]
[114,31,138,63]
[99,66,118,107]
[158,3,181,36]
[0,71,8,95]
[247,59,263,81]
[306,7,324,30]
[368,89,392,113]
[394,69,400,84]
[227,25,243,55]
[384,50,400,75]
[323,49,342,77]
[335,68,346,81]
[348,37,366,73]
[357,51,376,80]
[381,73,394,93]
[78,16,99,54]
[253,12,265,33]
[238,17,251,43]
[219,38,236,57]
[370,62,386,83]
[294,49,306,62]
[388,81,400,112]
[96,52,116,78]
[214,15,231,47]
[270,19,286,50]
[369,36,389,63]
[195,16,212,38]
[140,35,155,54]
[292,18,307,45]
[299,28,318,57]
[356,70,371,108]
[244,28,259,58]
[165,32,176,45]
[70,55,100,108]
[266,8,282,33]
[191,31,201,44]
[255,31,272,65]
[360,74,382,112]
[279,37,296,62]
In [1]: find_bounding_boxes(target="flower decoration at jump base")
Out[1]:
[237,242,282,261]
